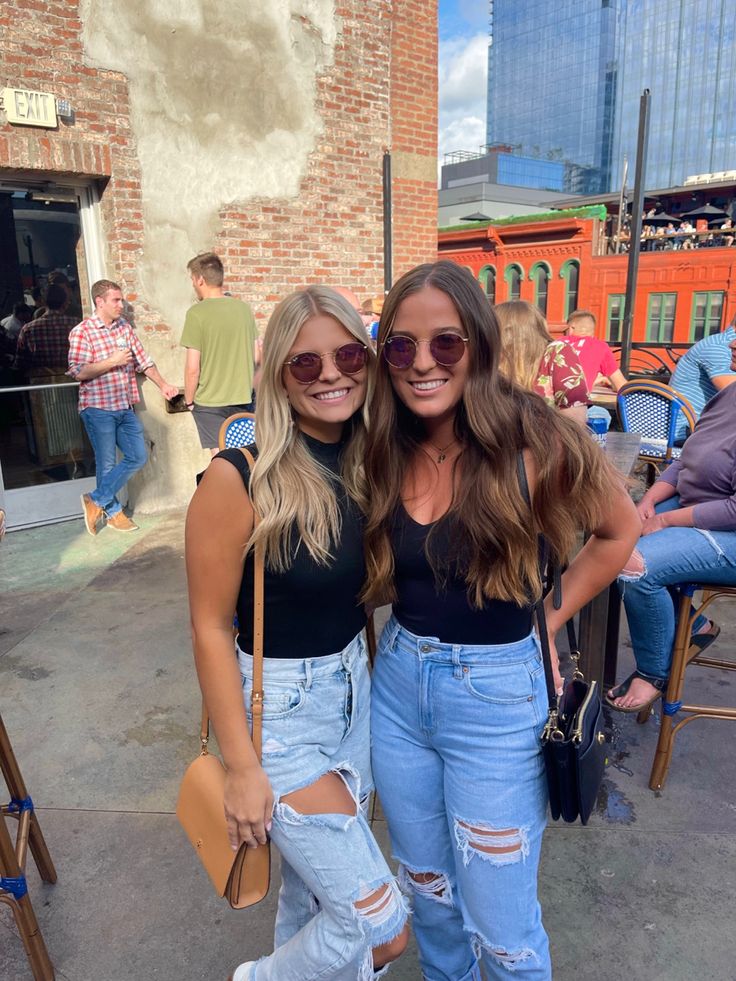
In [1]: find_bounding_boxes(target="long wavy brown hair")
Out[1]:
[495,300,552,391]
[362,261,615,608]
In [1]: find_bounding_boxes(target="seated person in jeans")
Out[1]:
[607,341,736,712]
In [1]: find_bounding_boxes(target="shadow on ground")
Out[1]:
[1,514,735,980]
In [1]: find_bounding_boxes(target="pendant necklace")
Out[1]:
[423,439,459,464]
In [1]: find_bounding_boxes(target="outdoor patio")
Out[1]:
[1,512,735,980]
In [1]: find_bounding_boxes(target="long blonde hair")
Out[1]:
[363,263,614,609]
[495,300,552,391]
[248,286,374,570]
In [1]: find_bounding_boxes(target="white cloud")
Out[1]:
[438,32,488,162]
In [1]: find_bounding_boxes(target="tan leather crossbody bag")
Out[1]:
[176,447,271,909]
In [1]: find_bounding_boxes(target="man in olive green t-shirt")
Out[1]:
[181,252,258,455]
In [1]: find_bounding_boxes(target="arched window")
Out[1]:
[478,265,496,305]
[560,259,580,319]
[504,263,524,301]
[529,261,551,316]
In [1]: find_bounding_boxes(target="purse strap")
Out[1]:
[515,453,560,713]
[199,446,265,762]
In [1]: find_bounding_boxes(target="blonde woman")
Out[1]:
[186,287,408,981]
[495,300,589,424]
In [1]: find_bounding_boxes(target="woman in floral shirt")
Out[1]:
[496,300,589,424]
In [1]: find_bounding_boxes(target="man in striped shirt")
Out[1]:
[670,323,736,440]
[67,279,179,535]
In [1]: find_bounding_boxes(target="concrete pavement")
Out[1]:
[1,513,735,980]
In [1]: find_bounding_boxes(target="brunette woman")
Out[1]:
[186,287,408,981]
[363,262,639,980]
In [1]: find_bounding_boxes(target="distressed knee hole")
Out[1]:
[275,764,361,830]
[472,934,540,974]
[353,880,410,972]
[454,819,529,867]
[620,548,646,579]
[354,883,396,924]
[398,865,454,906]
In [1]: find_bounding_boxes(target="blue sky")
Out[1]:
[438,0,488,163]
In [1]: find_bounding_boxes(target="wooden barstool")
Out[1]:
[0,713,57,980]
[648,585,736,790]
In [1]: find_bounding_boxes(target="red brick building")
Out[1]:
[439,202,736,347]
[0,0,438,528]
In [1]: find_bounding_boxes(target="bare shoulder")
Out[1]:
[187,456,254,542]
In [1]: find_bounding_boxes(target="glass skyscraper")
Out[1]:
[486,0,736,193]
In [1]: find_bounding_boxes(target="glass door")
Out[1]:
[0,181,105,530]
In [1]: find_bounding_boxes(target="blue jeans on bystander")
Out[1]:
[80,407,148,516]
[619,496,736,681]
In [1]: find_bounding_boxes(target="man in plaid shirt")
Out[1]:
[68,279,179,535]
[14,284,76,375]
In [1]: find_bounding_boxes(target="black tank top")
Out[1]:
[218,436,366,658]
[392,505,533,644]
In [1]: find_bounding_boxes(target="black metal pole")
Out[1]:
[620,89,650,376]
[382,151,392,293]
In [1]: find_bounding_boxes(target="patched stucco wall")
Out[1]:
[80,0,337,333]
[80,0,341,504]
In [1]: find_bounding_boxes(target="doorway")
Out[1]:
[0,180,105,530]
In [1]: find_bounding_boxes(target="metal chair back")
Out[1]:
[218,412,256,451]
[616,380,696,462]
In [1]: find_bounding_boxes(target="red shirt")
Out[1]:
[67,314,154,412]
[563,335,618,391]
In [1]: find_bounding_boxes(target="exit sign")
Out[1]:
[2,87,57,128]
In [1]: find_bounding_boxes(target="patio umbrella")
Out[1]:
[644,210,680,227]
[681,203,728,221]
[460,211,491,221]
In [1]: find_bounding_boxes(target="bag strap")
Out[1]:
[241,446,265,760]
[515,453,559,713]
[199,446,265,762]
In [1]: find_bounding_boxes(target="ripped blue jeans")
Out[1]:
[238,631,407,981]
[371,616,551,981]
[618,496,736,681]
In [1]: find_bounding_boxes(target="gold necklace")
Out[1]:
[422,439,459,464]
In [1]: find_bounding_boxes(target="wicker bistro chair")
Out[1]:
[218,411,256,451]
[616,380,697,482]
[645,585,736,791]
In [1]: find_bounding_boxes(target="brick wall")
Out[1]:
[389,0,440,279]
[0,0,438,514]
[0,0,438,329]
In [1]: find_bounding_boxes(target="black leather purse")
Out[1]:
[518,455,607,825]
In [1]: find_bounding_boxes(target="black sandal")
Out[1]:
[687,621,720,663]
[605,670,667,714]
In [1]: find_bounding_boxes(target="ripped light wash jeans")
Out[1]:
[618,496,736,681]
[371,616,551,981]
[238,631,408,981]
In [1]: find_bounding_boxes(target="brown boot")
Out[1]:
[81,494,104,536]
[106,511,139,532]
